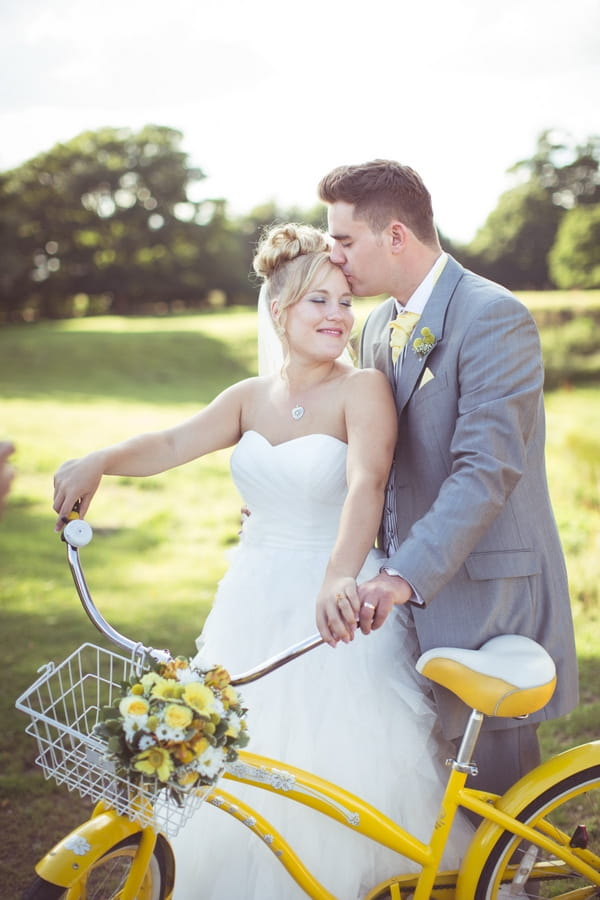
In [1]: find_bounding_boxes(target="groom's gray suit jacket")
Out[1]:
[360,255,578,740]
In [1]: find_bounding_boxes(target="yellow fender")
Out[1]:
[34,805,173,891]
[457,740,600,897]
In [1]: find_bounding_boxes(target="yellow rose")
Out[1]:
[182,682,216,716]
[187,734,209,756]
[133,746,174,782]
[151,680,179,700]
[163,704,193,731]
[119,695,150,718]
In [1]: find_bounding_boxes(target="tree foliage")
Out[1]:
[510,129,600,209]
[466,130,599,289]
[0,125,255,321]
[0,125,330,322]
[549,204,600,289]
[2,126,599,322]
[467,183,563,288]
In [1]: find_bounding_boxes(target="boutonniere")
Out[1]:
[412,327,437,358]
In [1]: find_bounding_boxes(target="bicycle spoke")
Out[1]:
[475,767,600,898]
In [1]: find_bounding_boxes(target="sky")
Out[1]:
[0,0,598,243]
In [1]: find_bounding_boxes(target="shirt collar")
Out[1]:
[393,252,448,316]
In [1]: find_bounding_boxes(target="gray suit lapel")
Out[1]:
[395,256,464,414]
[368,297,397,381]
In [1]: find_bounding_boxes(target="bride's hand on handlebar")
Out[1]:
[315,577,359,648]
[53,455,104,531]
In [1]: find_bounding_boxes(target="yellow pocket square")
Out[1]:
[419,367,435,389]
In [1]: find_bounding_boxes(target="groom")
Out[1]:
[318,159,578,795]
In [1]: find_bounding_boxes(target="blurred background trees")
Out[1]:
[0,126,598,323]
[461,129,600,290]
[0,125,250,320]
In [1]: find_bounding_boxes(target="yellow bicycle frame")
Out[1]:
[34,742,600,899]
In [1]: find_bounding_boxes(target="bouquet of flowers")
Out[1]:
[94,655,249,802]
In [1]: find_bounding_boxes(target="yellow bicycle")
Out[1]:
[16,519,600,899]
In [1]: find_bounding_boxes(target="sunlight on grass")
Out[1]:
[545,387,600,632]
[517,289,600,310]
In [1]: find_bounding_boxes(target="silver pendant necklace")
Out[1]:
[291,405,305,420]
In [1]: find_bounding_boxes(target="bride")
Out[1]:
[53,223,472,898]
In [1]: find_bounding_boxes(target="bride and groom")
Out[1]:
[53,159,578,898]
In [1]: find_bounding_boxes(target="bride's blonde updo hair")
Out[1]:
[253,223,333,336]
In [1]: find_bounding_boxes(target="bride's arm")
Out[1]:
[53,379,253,528]
[315,369,397,646]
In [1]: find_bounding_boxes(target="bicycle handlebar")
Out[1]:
[62,519,325,685]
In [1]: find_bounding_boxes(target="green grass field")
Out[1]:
[1,294,599,894]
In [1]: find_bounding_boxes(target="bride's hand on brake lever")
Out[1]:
[315,577,359,648]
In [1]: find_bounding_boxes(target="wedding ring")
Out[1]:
[335,593,345,608]
[362,601,376,611]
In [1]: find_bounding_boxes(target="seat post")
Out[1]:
[453,709,484,774]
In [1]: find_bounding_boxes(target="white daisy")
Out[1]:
[196,745,227,778]
[138,733,157,751]
[176,667,202,684]
[155,723,177,741]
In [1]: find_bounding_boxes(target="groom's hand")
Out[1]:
[357,573,412,634]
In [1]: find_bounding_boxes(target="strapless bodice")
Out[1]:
[231,430,347,550]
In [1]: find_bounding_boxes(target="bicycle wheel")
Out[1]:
[473,764,600,898]
[21,835,170,900]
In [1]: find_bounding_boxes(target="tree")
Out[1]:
[467,182,563,288]
[511,129,600,209]
[0,126,331,321]
[465,130,600,288]
[548,204,600,289]
[0,125,246,320]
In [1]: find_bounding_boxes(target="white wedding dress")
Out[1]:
[172,431,472,898]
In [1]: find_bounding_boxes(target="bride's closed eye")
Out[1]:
[308,295,352,308]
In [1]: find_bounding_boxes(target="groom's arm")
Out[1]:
[358,292,544,629]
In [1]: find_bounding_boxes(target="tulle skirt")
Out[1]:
[171,541,472,899]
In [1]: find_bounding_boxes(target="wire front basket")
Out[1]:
[16,643,212,838]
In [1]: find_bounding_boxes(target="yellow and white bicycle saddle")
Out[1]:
[416,634,557,718]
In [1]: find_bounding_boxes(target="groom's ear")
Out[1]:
[389,221,409,252]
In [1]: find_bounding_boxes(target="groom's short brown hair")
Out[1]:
[318,159,438,246]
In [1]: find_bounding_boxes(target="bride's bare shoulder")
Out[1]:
[343,366,389,387]
[341,367,395,413]
[228,375,272,395]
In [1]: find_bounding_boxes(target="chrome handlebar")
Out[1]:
[62,519,325,686]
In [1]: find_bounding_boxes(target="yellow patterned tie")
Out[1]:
[389,311,421,364]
